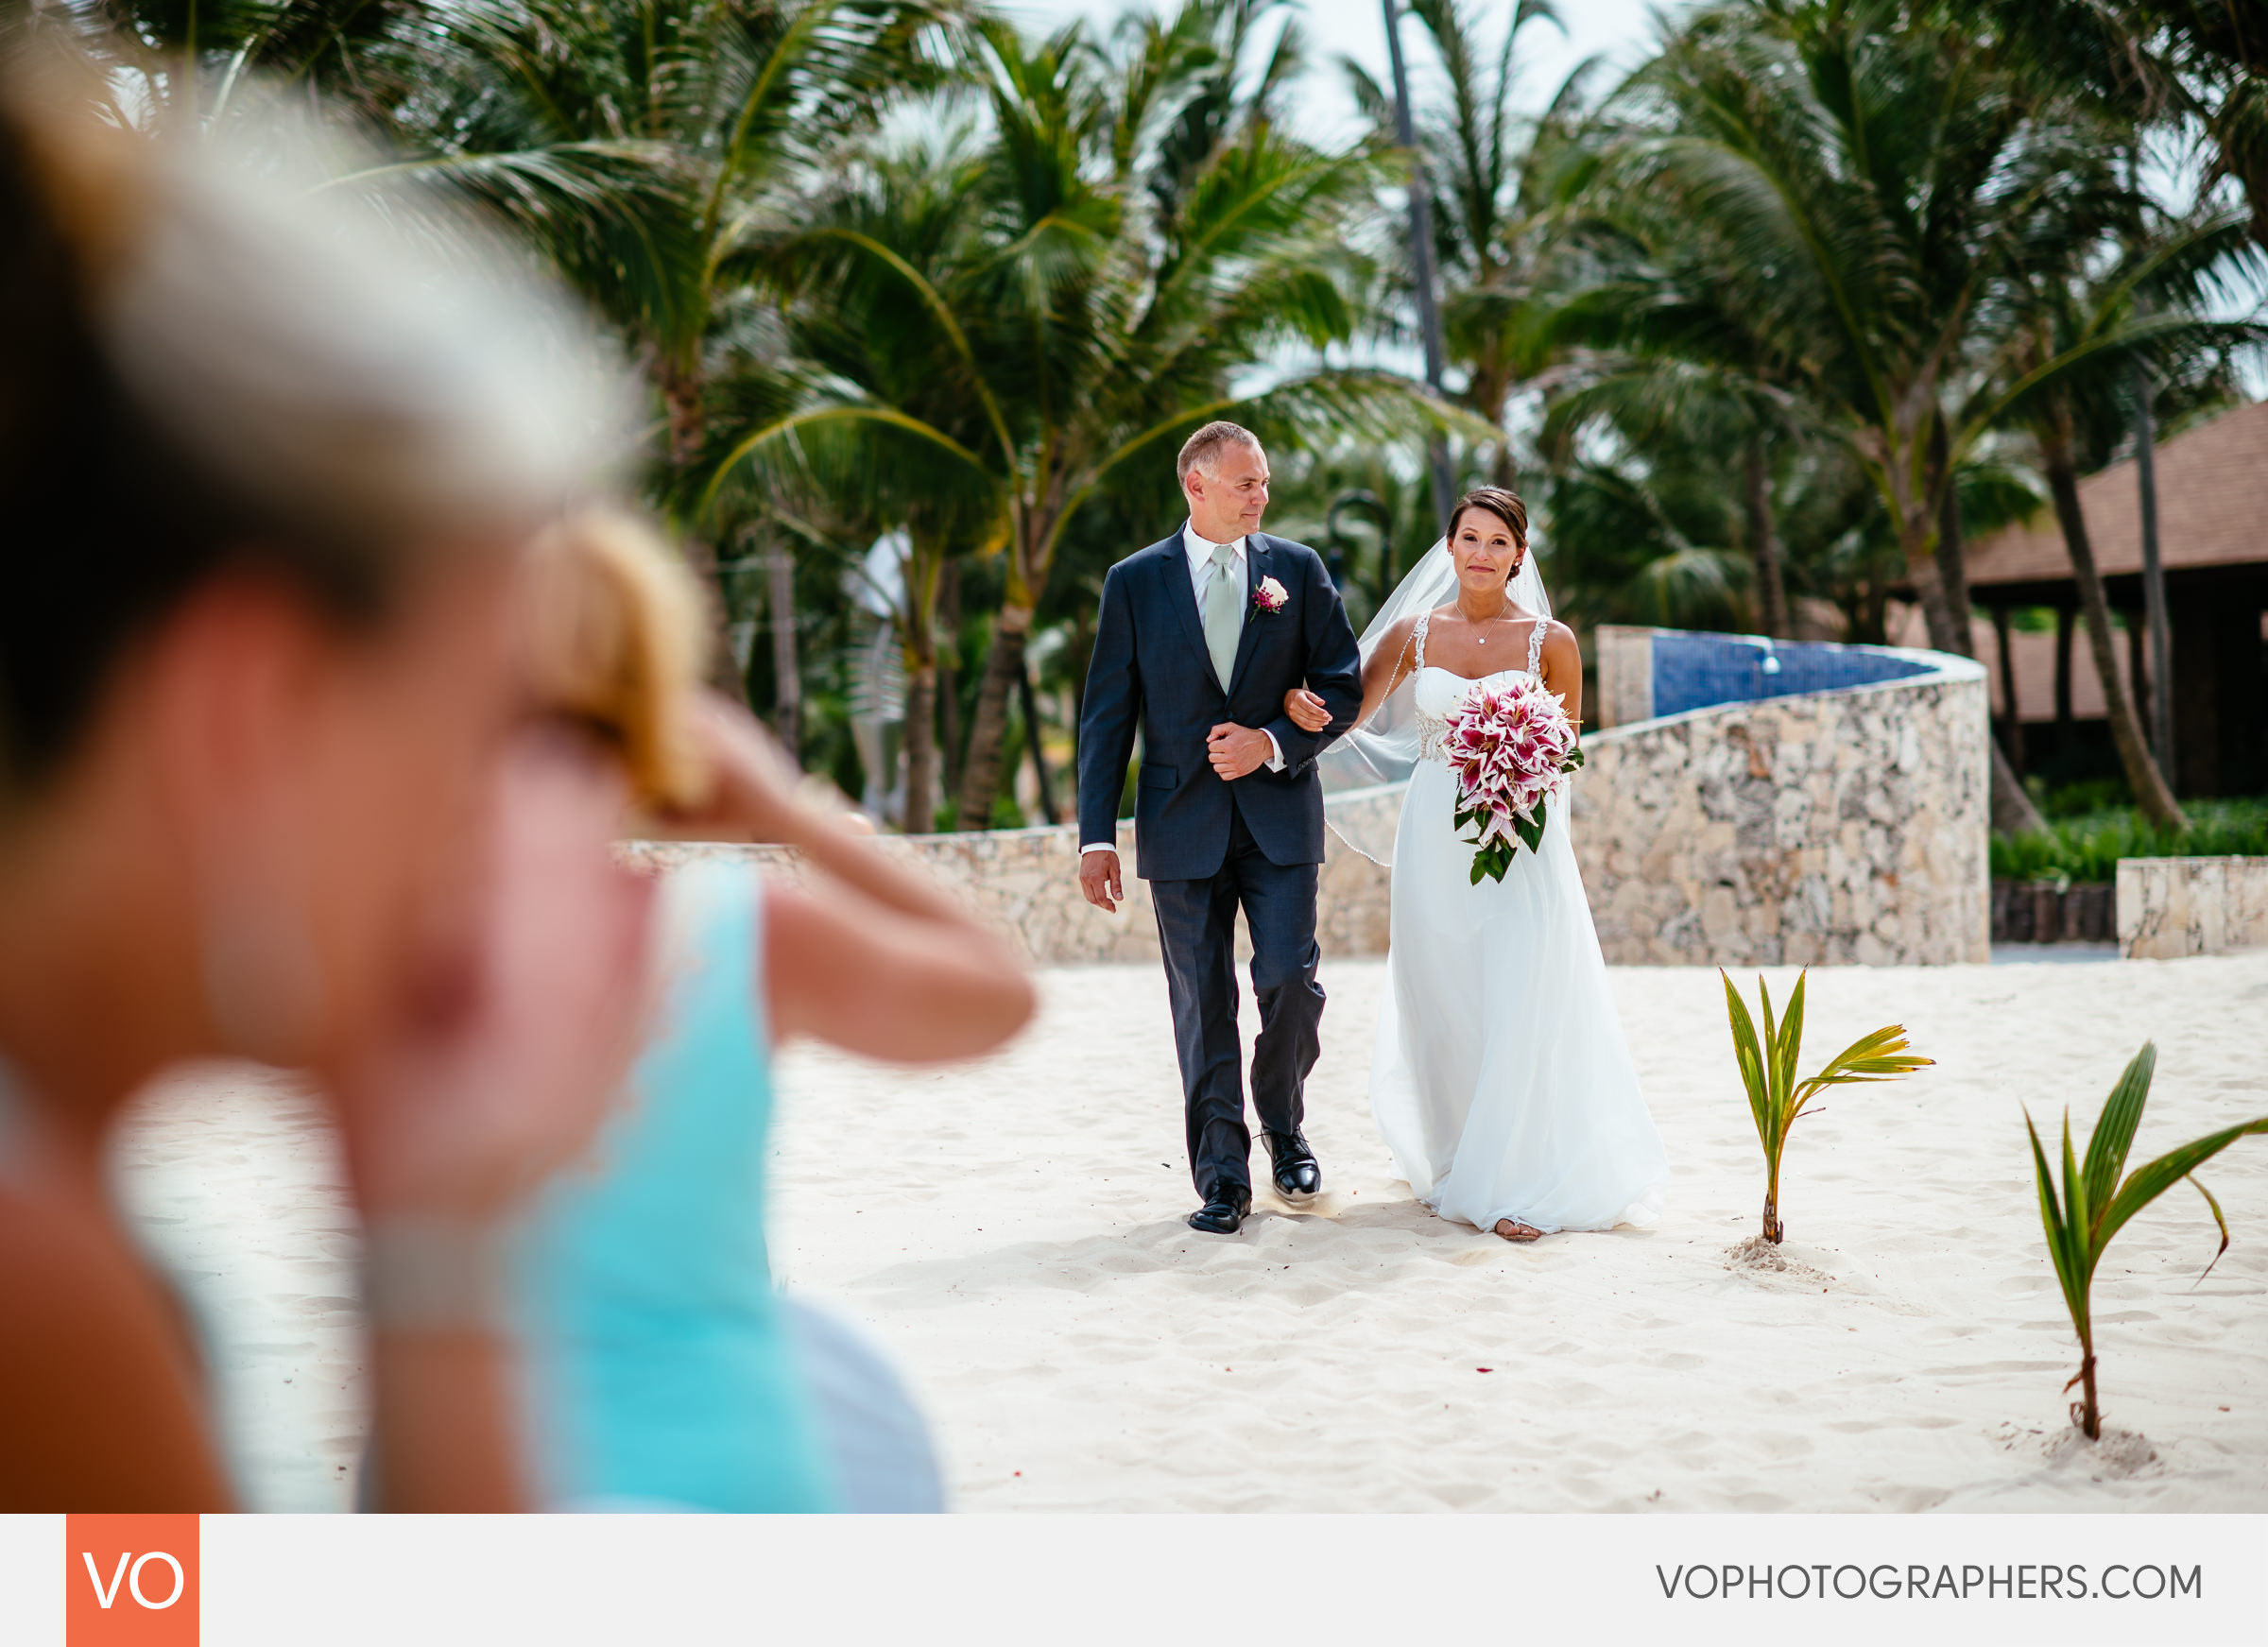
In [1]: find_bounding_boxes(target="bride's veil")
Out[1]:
[1318,535,1553,866]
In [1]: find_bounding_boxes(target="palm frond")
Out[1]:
[1724,968,1926,1242]
[2025,1041,2268,1437]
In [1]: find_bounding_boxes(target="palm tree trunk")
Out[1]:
[937,560,963,798]
[2053,604,2075,756]
[662,368,704,469]
[1900,469,2043,834]
[1743,432,1790,639]
[660,363,741,695]
[1020,656,1059,825]
[765,540,801,760]
[1987,701,2046,834]
[956,601,1032,830]
[902,661,936,835]
[1990,604,2024,778]
[1905,511,1967,655]
[1928,415,1974,644]
[1864,543,1889,644]
[899,538,952,835]
[2039,424,2188,830]
[1472,372,1518,491]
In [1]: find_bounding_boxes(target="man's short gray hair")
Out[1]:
[1176,420,1263,489]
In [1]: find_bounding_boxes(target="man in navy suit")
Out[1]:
[1075,422,1364,1234]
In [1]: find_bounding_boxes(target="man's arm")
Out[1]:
[1261,547,1363,769]
[1075,564,1141,864]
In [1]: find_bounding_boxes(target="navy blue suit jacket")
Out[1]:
[1076,530,1364,882]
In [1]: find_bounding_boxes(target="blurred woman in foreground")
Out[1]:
[0,68,649,1509]
[502,514,1035,1511]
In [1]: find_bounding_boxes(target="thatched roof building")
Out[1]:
[1962,400,2267,798]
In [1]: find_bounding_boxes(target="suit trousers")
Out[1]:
[1148,804,1326,1201]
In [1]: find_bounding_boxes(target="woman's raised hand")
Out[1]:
[675,694,816,845]
[1283,686,1332,734]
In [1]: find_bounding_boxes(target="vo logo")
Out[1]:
[65,1516,198,1646]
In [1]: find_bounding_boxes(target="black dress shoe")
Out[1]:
[1188,1183,1252,1234]
[1265,1130,1322,1200]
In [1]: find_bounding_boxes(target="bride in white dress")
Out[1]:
[1290,488,1667,1241]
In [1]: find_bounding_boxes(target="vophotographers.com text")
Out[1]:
[1656,1562,2202,1601]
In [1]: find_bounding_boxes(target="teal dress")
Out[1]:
[512,860,837,1511]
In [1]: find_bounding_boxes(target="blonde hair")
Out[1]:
[523,509,711,810]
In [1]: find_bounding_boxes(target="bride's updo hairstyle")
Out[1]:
[1450,487,1529,558]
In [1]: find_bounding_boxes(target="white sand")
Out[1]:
[112,1066,367,1511]
[114,950,2268,1513]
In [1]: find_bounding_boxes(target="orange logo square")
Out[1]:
[65,1516,198,1646]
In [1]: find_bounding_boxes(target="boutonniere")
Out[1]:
[1252,575,1288,616]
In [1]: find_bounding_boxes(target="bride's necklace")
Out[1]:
[1457,592,1515,646]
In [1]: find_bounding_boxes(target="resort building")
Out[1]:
[1955,400,2268,798]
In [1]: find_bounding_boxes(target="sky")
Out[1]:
[1009,0,1677,146]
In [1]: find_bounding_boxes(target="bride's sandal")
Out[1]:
[1493,1218,1544,1243]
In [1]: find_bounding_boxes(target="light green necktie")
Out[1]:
[1202,540,1243,689]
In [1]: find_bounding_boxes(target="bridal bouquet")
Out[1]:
[1443,678,1585,884]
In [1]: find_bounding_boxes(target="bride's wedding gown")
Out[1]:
[1369,612,1669,1234]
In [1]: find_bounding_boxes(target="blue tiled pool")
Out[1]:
[1650,631,1933,720]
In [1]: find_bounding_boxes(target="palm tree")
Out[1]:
[1542,463,1749,633]
[1991,213,2256,830]
[1564,0,2200,832]
[706,3,1467,828]
[331,0,945,670]
[1263,443,1445,629]
[1539,282,1814,639]
[1344,0,1589,484]
[716,133,1005,829]
[1973,1,2268,257]
[6,0,411,127]
[1568,2,2266,830]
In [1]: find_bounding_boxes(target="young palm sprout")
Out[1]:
[1722,969,1932,1244]
[2026,1043,2268,1440]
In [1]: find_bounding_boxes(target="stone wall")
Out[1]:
[1570,655,1994,967]
[627,643,1987,970]
[621,809,1397,967]
[2117,856,2268,959]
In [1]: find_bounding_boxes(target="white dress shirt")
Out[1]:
[1081,523,1283,855]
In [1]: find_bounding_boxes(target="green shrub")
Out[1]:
[1991,798,2268,884]
[2039,777,2133,818]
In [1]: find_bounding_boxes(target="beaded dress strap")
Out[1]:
[1526,613,1547,678]
[1413,609,1429,670]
